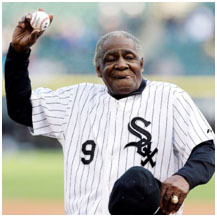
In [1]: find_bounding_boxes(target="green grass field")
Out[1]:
[2,150,64,199]
[2,150,215,202]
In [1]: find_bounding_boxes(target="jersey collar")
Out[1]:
[112,78,147,100]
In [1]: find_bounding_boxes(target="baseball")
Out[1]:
[30,11,50,31]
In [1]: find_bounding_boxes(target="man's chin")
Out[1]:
[111,81,138,96]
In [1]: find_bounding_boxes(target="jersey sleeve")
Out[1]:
[172,87,214,163]
[29,85,76,141]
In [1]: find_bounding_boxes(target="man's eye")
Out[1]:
[125,55,134,60]
[106,57,116,62]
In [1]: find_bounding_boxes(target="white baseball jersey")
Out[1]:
[29,79,214,215]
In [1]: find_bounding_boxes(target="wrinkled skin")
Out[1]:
[11,8,53,52]
[96,36,144,97]
[160,175,190,214]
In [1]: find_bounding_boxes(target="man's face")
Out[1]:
[96,36,144,96]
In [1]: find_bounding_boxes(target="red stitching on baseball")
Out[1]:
[31,13,37,27]
[40,17,49,31]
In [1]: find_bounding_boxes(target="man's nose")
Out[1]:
[114,58,129,70]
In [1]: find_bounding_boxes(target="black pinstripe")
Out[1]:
[159,86,171,180]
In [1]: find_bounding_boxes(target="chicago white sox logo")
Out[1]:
[124,117,158,167]
[81,117,158,166]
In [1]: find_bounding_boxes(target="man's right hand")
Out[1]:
[11,8,53,53]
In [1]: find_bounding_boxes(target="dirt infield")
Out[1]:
[2,199,215,215]
[183,201,215,215]
[2,199,64,215]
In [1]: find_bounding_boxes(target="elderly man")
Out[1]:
[5,9,214,215]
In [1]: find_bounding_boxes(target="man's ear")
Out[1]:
[140,57,144,73]
[96,64,102,78]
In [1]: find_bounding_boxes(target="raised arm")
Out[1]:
[4,9,53,127]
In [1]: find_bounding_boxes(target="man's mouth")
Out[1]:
[114,75,131,80]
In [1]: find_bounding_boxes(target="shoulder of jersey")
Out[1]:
[59,82,105,92]
[146,80,180,90]
[81,82,106,91]
[145,80,186,99]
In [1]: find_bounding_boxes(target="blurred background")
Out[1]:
[2,2,215,215]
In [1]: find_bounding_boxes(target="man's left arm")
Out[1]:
[160,139,215,214]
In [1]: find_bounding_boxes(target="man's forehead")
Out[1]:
[104,49,137,57]
[102,36,136,53]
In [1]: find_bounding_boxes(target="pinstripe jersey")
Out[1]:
[30,79,214,215]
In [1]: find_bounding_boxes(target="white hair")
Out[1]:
[93,30,143,66]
